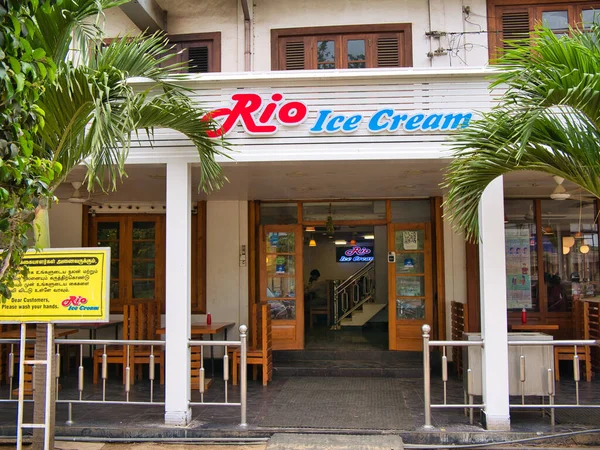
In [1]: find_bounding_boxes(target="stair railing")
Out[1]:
[332,260,375,330]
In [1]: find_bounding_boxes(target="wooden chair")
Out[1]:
[554,300,592,382]
[93,299,164,385]
[232,302,272,386]
[309,280,332,328]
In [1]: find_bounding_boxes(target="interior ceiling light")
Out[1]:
[543,225,553,235]
[580,244,590,254]
[305,226,316,232]
[334,240,347,245]
[364,234,375,240]
[349,239,357,246]
[309,239,317,247]
[550,176,570,200]
[563,246,571,255]
[563,236,575,248]
[574,231,583,239]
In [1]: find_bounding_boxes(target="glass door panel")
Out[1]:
[91,215,164,313]
[261,225,304,349]
[388,223,432,351]
[131,221,157,300]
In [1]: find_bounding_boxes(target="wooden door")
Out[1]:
[260,225,304,350]
[388,223,433,351]
[90,215,165,313]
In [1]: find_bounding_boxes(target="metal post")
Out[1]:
[240,325,248,427]
[16,323,26,450]
[44,323,54,450]
[66,402,74,426]
[422,324,433,429]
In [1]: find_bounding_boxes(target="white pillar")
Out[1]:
[478,176,510,430]
[164,161,192,425]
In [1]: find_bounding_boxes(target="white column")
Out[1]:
[164,161,192,425]
[478,176,510,430]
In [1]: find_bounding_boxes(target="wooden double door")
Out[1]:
[259,223,433,351]
[89,215,165,312]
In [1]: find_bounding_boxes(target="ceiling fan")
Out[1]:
[550,176,570,200]
[58,181,102,205]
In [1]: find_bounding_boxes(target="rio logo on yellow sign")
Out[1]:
[0,248,110,323]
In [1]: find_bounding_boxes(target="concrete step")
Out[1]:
[266,433,404,450]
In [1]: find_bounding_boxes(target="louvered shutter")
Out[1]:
[188,46,210,73]
[285,40,305,70]
[501,10,530,48]
[376,34,401,67]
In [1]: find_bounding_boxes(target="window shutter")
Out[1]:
[188,46,210,73]
[376,35,400,67]
[501,10,530,48]
[285,40,305,70]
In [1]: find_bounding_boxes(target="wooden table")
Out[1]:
[156,322,235,380]
[509,324,560,332]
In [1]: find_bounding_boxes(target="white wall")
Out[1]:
[205,201,249,343]
[443,214,467,346]
[253,0,488,70]
[103,0,489,73]
[49,202,83,248]
[103,0,241,72]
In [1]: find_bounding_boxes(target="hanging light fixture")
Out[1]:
[309,238,317,247]
[580,244,590,254]
[543,225,553,235]
[334,240,346,245]
[563,236,575,248]
[563,246,571,255]
[349,239,357,246]
[305,226,316,232]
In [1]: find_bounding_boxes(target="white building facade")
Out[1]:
[49,0,600,430]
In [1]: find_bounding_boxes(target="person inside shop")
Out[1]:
[307,269,329,310]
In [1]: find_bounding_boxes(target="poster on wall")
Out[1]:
[0,248,110,323]
[505,228,533,309]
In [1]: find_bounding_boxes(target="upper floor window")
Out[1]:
[271,24,412,70]
[488,1,600,59]
[163,32,221,73]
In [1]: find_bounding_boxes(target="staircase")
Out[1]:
[340,303,386,326]
[332,260,382,329]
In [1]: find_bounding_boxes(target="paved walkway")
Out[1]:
[1,373,599,446]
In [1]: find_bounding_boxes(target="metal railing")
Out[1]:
[422,324,600,429]
[0,324,247,427]
[332,260,375,329]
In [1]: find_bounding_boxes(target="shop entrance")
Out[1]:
[257,199,440,352]
[304,224,388,351]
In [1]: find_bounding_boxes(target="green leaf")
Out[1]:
[14,72,25,92]
[32,48,46,59]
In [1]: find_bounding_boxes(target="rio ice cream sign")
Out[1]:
[201,93,472,137]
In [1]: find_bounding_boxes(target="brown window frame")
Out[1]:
[488,0,600,61]
[271,24,413,70]
[165,32,221,73]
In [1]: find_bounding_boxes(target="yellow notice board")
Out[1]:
[0,248,110,323]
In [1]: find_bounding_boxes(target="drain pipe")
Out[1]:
[241,0,251,71]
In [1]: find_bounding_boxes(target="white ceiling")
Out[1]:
[54,161,590,204]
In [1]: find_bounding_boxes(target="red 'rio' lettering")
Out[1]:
[200,93,309,137]
[259,94,283,124]
[278,101,308,125]
[61,295,88,307]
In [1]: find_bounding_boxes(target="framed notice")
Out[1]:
[505,228,533,309]
[0,248,110,323]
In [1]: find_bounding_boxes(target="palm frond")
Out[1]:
[444,25,600,241]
